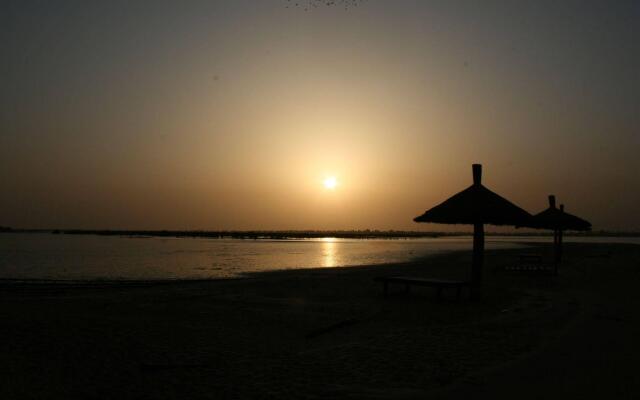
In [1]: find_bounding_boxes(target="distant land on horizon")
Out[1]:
[1,227,639,239]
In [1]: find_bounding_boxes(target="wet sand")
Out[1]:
[0,242,638,399]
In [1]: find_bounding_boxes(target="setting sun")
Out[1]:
[323,176,338,190]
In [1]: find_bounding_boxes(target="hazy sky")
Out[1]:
[1,0,639,231]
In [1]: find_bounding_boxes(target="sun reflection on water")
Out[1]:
[321,237,338,267]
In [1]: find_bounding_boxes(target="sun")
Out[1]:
[323,176,338,190]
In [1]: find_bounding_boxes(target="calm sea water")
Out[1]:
[0,233,637,281]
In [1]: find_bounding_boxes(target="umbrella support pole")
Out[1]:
[553,229,558,275]
[558,229,564,264]
[472,223,484,299]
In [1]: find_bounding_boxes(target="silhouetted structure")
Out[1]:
[414,164,532,297]
[522,195,591,273]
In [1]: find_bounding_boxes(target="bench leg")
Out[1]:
[405,284,411,295]
[436,287,443,300]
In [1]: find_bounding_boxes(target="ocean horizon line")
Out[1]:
[2,227,639,239]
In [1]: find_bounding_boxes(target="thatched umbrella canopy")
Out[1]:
[527,195,591,231]
[414,164,531,294]
[523,195,591,271]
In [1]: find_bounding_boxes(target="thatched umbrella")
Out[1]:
[414,164,532,295]
[524,195,591,273]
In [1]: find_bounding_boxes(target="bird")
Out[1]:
[285,0,366,11]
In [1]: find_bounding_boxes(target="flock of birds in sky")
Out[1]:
[285,0,367,11]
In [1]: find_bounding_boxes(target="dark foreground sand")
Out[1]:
[1,242,638,399]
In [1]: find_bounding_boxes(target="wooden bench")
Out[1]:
[586,250,613,259]
[504,254,554,274]
[374,276,471,300]
[503,265,555,275]
[517,254,543,263]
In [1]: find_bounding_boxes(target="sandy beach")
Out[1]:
[1,242,638,399]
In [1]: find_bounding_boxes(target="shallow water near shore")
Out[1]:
[1,233,638,281]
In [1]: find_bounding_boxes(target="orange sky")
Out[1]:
[1,1,638,231]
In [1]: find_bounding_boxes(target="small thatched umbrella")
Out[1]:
[414,164,532,296]
[524,195,591,273]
